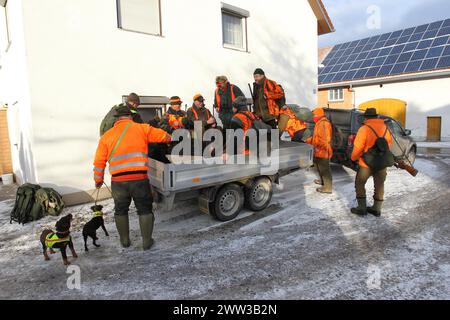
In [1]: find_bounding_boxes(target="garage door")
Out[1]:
[427,117,442,142]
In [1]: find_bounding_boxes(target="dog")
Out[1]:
[82,205,109,252]
[40,214,78,266]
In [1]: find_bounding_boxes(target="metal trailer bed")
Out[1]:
[148,141,313,221]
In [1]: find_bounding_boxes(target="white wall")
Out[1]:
[354,77,450,141]
[18,0,318,195]
[0,0,37,185]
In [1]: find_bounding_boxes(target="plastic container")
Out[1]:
[1,173,14,185]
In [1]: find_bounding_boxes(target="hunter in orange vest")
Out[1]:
[311,108,333,194]
[214,76,245,129]
[93,105,171,251]
[279,106,308,142]
[350,108,393,217]
[252,68,285,129]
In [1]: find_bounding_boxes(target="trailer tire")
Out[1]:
[245,177,273,212]
[210,184,244,222]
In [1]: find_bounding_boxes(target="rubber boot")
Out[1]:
[139,214,155,251]
[351,198,367,216]
[114,215,131,248]
[314,179,324,186]
[367,200,383,217]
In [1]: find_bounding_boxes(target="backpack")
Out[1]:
[287,105,313,122]
[363,125,395,172]
[331,123,345,149]
[33,188,65,218]
[326,112,344,149]
[99,105,120,137]
[10,184,42,225]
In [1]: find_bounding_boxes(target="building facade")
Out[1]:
[0,0,333,203]
[318,19,450,142]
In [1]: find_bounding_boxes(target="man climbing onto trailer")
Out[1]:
[99,93,143,136]
[278,105,308,142]
[93,105,171,251]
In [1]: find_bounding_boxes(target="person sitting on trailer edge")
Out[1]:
[187,94,217,131]
[230,96,256,155]
[160,96,188,133]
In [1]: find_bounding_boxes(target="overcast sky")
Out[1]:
[319,0,450,47]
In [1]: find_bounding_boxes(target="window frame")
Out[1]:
[328,88,344,102]
[221,3,250,52]
[116,0,163,37]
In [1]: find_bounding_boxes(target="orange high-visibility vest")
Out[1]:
[93,119,171,183]
[215,84,236,112]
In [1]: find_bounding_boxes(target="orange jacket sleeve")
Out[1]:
[93,138,108,184]
[351,127,367,162]
[146,125,172,144]
[265,80,285,100]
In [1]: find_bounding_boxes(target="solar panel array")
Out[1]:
[319,19,450,84]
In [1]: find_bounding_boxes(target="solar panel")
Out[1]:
[319,19,450,84]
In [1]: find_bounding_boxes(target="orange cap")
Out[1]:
[313,108,325,117]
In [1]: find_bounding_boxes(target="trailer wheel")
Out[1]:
[245,177,273,211]
[210,184,244,222]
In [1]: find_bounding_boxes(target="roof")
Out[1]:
[318,46,334,64]
[308,0,335,36]
[318,18,450,87]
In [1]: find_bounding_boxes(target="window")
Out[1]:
[328,89,344,102]
[0,0,11,52]
[221,3,249,51]
[116,0,162,36]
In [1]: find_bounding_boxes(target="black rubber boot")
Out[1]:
[351,198,367,216]
[114,215,131,248]
[367,200,383,217]
[139,214,155,251]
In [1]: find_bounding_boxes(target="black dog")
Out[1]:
[82,205,109,251]
[40,214,78,266]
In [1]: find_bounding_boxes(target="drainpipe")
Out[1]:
[349,85,356,110]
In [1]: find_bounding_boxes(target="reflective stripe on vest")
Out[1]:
[215,84,236,112]
[192,107,211,121]
[45,233,71,249]
[109,152,148,163]
[109,162,148,172]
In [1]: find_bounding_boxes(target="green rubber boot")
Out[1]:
[139,214,155,251]
[351,198,367,216]
[114,215,131,248]
[367,200,383,217]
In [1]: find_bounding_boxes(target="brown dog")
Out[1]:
[40,214,78,266]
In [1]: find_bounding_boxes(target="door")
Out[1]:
[427,117,442,142]
[0,108,13,176]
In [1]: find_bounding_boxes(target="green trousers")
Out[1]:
[314,157,333,191]
[355,167,387,201]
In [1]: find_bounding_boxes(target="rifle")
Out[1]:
[388,127,419,177]
[248,83,255,113]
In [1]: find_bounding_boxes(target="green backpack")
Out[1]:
[10,184,42,225]
[287,105,314,122]
[33,188,65,218]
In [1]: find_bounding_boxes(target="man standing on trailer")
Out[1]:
[214,76,245,130]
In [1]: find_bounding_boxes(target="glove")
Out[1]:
[95,182,103,189]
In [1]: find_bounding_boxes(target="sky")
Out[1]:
[319,0,450,48]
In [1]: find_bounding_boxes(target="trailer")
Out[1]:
[148,141,313,221]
